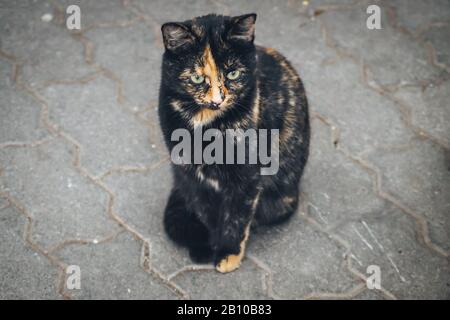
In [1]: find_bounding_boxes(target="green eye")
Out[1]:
[227,70,240,80]
[190,74,205,84]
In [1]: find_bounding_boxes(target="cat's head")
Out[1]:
[161,14,257,114]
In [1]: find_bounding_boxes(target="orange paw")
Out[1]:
[216,254,243,273]
[216,225,250,273]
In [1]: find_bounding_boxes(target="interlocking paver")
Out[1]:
[385,0,450,34]
[308,59,416,156]
[420,25,450,72]
[55,232,179,299]
[84,23,162,111]
[249,214,359,299]
[172,262,268,300]
[0,196,9,210]
[391,82,450,147]
[0,59,49,145]
[205,0,312,41]
[366,139,450,252]
[0,206,61,299]
[280,20,336,89]
[335,204,449,299]
[0,1,95,88]
[301,118,385,230]
[131,0,226,24]
[0,138,121,250]
[319,4,443,86]
[0,0,449,300]
[41,77,163,176]
[102,161,192,276]
[56,0,138,30]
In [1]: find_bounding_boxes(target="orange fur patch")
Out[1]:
[253,81,260,126]
[192,45,231,127]
[192,108,221,128]
[264,47,276,55]
[216,225,250,273]
[198,45,224,104]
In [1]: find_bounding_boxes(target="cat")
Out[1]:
[158,13,310,273]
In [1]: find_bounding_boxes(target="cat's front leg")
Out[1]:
[216,223,251,273]
[214,189,260,273]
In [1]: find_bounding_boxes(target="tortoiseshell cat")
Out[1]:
[158,13,309,272]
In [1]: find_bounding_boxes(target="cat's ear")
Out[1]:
[228,13,257,43]
[161,22,195,51]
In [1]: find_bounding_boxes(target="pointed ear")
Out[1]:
[161,22,195,51]
[228,13,257,43]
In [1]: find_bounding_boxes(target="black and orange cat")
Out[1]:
[158,13,309,272]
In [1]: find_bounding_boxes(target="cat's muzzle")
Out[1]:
[207,102,221,110]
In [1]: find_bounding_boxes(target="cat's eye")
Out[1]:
[227,70,241,80]
[190,74,205,84]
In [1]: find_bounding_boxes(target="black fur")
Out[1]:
[158,14,310,265]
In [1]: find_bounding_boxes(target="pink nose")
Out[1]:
[212,97,223,105]
[211,87,224,106]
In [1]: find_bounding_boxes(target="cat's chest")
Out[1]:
[194,165,222,192]
[173,124,259,192]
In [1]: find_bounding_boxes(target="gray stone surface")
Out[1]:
[0,60,49,144]
[385,0,450,34]
[84,23,162,111]
[56,232,179,299]
[132,0,227,25]
[421,25,450,71]
[307,59,416,156]
[392,79,450,147]
[366,139,450,252]
[41,77,164,177]
[318,3,442,87]
[0,138,121,250]
[57,0,137,30]
[249,215,359,299]
[172,262,268,300]
[0,196,9,210]
[0,0,449,299]
[301,119,385,230]
[334,204,449,299]
[0,206,61,299]
[0,0,95,88]
[102,161,193,276]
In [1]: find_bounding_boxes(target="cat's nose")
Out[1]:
[209,95,224,109]
[209,102,221,110]
[211,96,224,106]
[211,89,224,107]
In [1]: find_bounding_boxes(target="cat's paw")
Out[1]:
[216,254,243,273]
[215,225,250,273]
